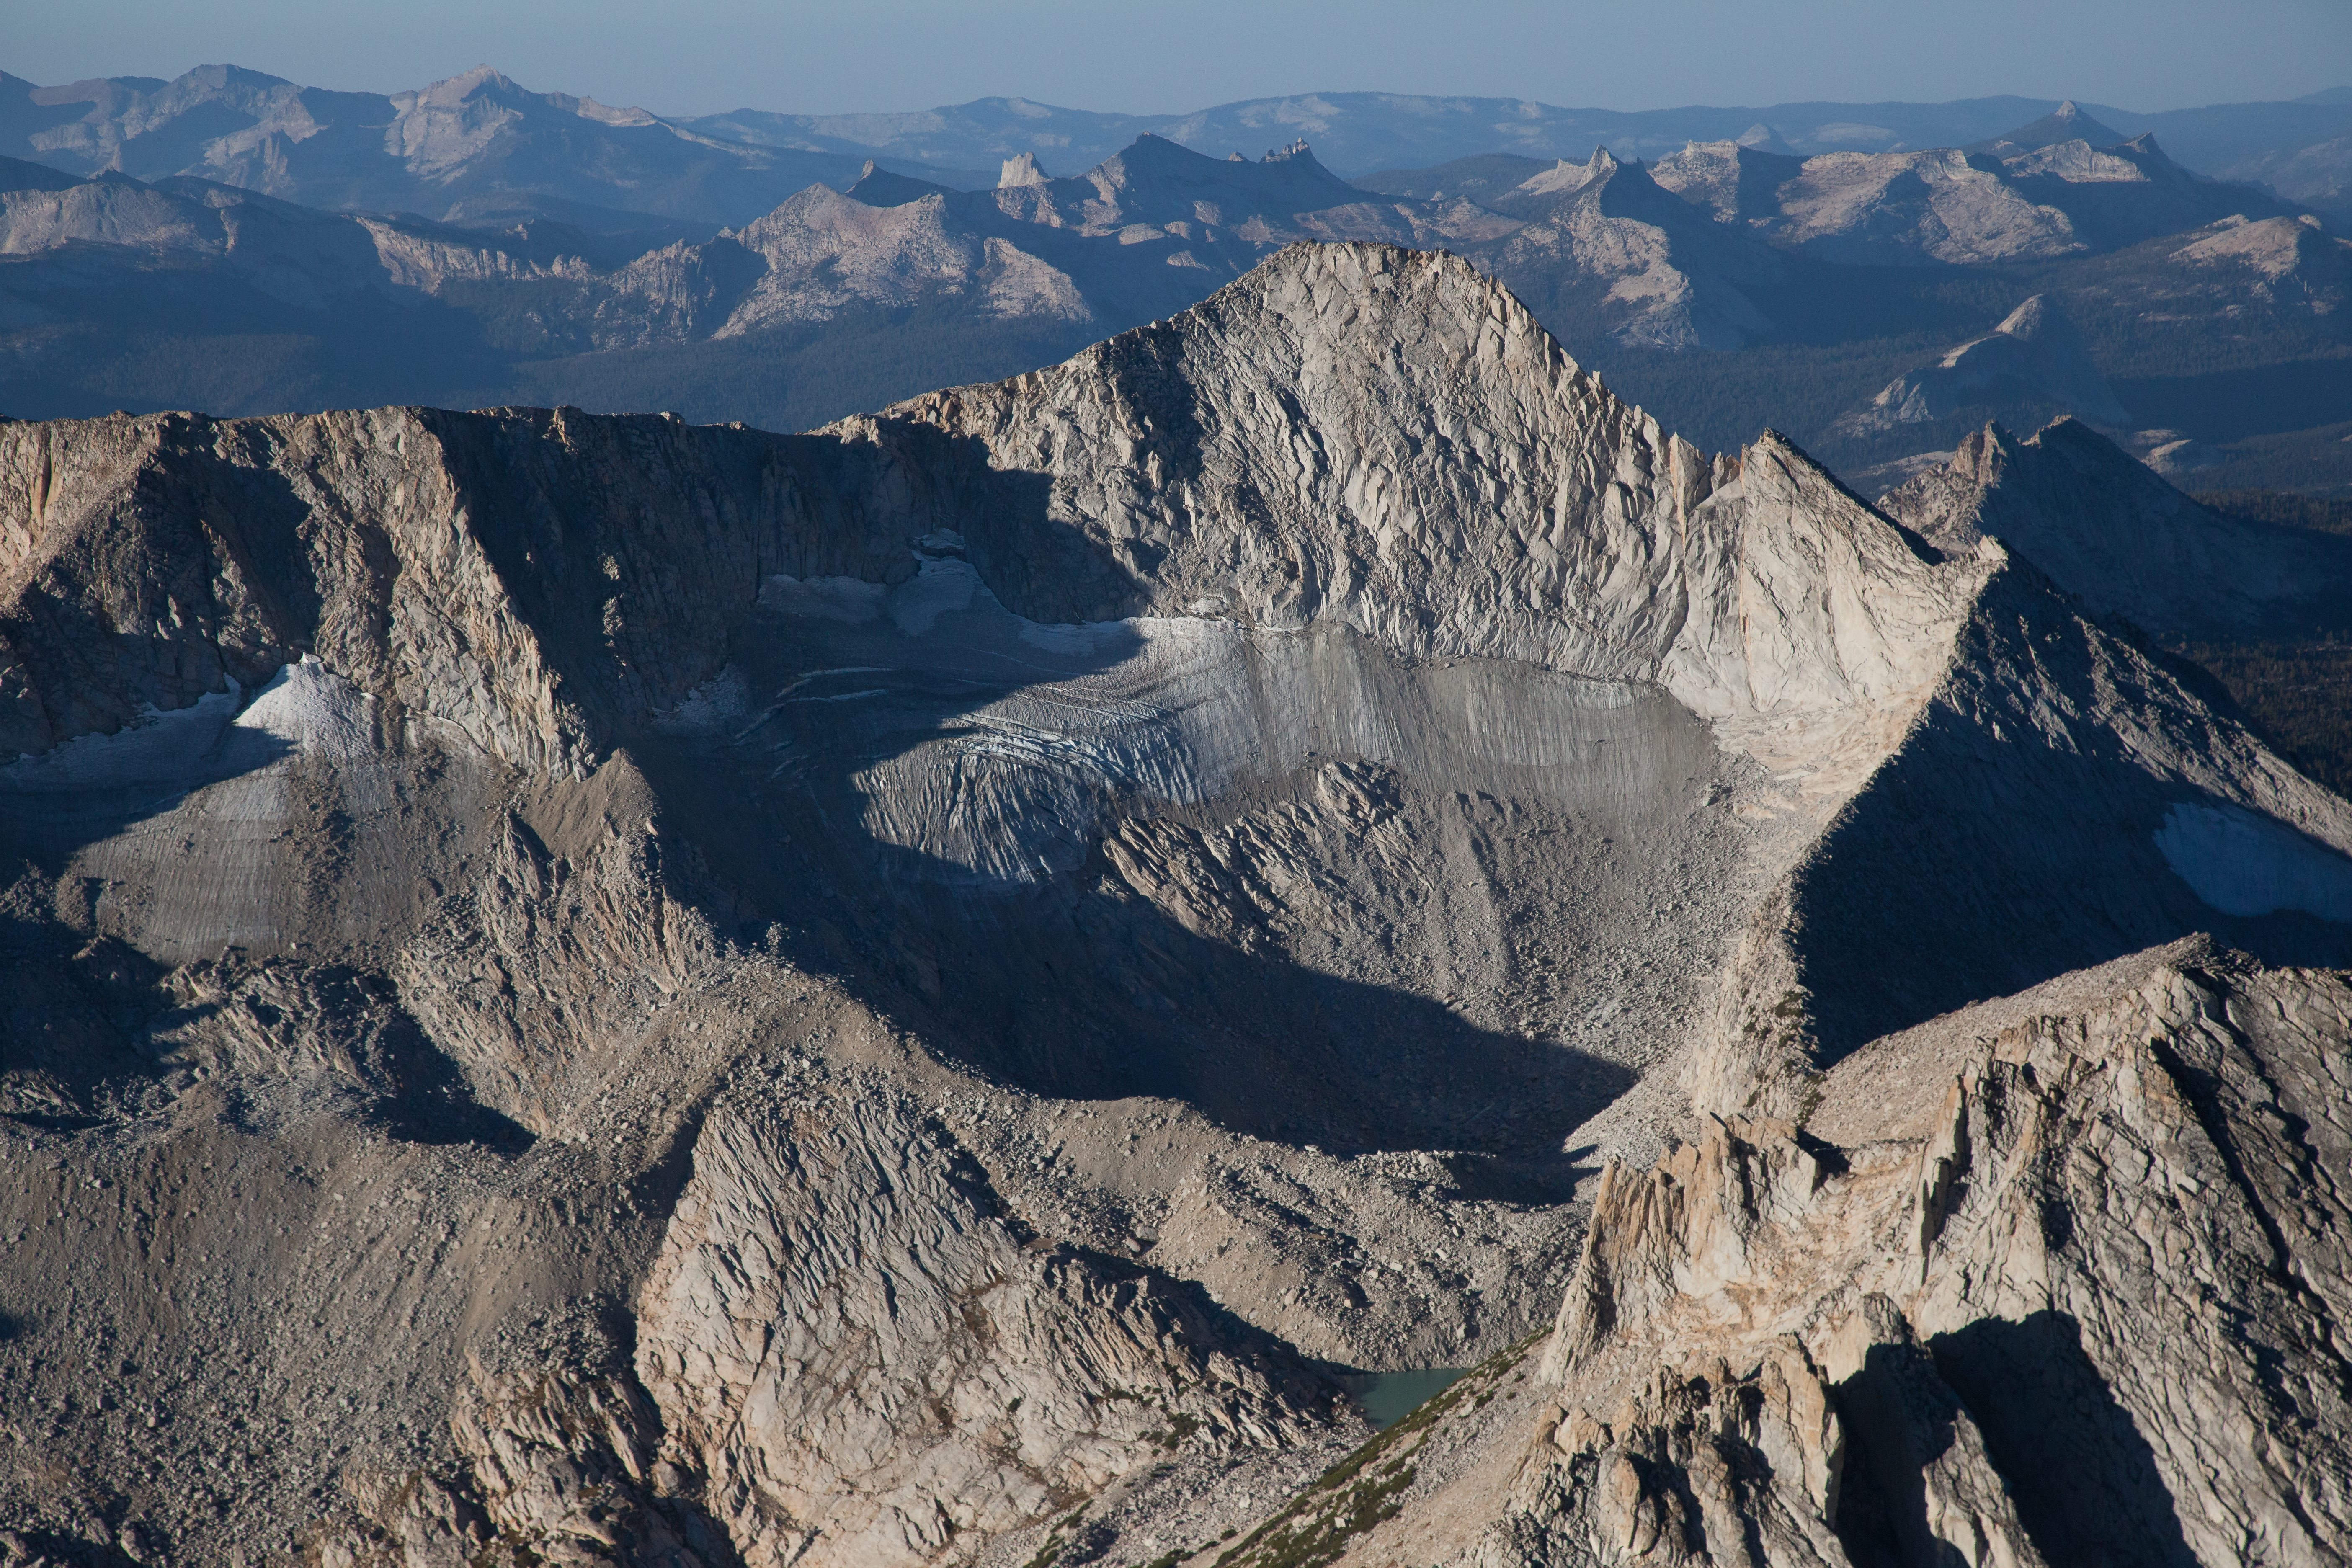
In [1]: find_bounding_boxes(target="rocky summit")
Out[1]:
[1,241,2349,1568]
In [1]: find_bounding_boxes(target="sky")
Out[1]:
[9,0,2349,117]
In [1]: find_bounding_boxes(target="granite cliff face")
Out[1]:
[2,242,2349,1568]
[1283,942,2352,1568]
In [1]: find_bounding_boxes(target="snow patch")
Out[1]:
[760,574,889,624]
[2154,802,2352,922]
[0,683,246,793]
[234,656,376,764]
[890,556,981,637]
[0,655,378,794]
[655,666,751,735]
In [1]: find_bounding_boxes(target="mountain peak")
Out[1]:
[1084,131,1364,211]
[1514,144,1627,201]
[1993,291,2063,341]
[444,63,515,95]
[400,63,529,111]
[1880,414,2350,641]
[1978,98,2127,153]
[998,151,1048,188]
[1836,292,2128,435]
[575,96,656,128]
[1734,122,1800,156]
[176,63,296,93]
[845,161,954,208]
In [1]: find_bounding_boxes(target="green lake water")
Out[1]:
[1338,1367,1473,1430]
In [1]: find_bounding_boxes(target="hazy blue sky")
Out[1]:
[10,0,2348,116]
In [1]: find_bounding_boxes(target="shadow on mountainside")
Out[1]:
[0,689,532,1149]
[1787,577,2352,1064]
[632,707,1634,1206]
[1932,1311,2198,1568]
[611,578,1643,1201]
[1825,1309,2194,1568]
[0,886,530,1150]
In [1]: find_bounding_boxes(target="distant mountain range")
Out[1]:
[0,64,952,234]
[2,63,2347,497]
[687,88,2352,219]
[7,104,2319,390]
[5,65,2349,226]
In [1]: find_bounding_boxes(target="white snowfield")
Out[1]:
[2156,802,2352,921]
